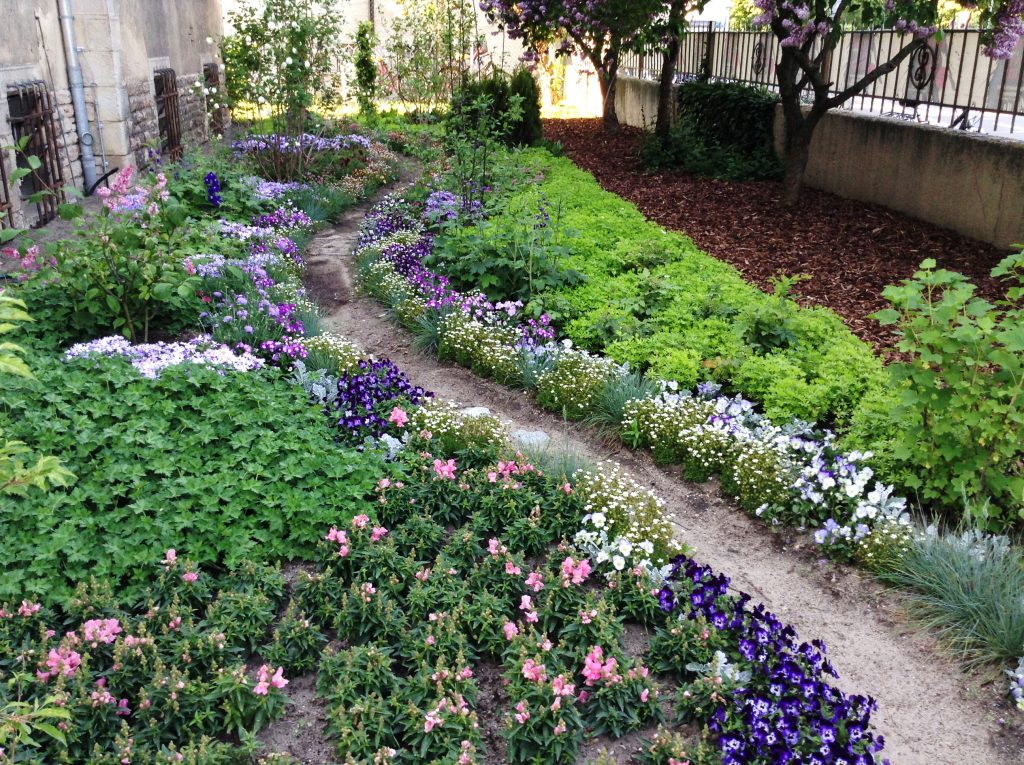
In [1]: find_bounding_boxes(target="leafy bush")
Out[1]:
[452,69,543,147]
[641,81,782,181]
[429,190,583,303]
[14,169,203,344]
[871,253,1024,530]
[0,357,381,602]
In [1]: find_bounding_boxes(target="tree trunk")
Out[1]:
[598,67,620,133]
[656,38,680,144]
[781,123,810,204]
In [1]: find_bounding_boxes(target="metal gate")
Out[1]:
[6,81,66,228]
[154,68,183,161]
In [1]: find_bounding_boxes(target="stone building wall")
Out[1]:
[0,0,224,229]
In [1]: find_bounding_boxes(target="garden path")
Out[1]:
[299,185,1019,765]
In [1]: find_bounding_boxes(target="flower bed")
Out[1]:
[353,196,911,565]
[1,128,895,762]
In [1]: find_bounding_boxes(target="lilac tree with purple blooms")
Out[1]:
[756,0,1022,202]
[481,0,667,131]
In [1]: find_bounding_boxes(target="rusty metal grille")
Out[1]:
[621,26,1024,137]
[6,81,66,228]
[203,62,225,136]
[154,68,183,161]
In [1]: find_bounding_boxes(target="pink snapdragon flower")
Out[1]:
[82,618,122,645]
[513,700,530,724]
[560,556,592,585]
[521,658,547,682]
[388,407,409,427]
[433,458,457,479]
[17,601,41,617]
[525,571,544,592]
[181,571,199,584]
[503,621,520,640]
[44,646,82,679]
[371,526,389,542]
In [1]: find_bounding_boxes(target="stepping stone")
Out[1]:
[461,406,492,418]
[512,430,550,448]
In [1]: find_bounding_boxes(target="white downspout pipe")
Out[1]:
[57,0,98,191]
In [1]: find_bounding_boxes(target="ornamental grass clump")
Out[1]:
[874,528,1024,667]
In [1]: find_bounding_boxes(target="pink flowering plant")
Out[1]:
[502,649,586,765]
[26,166,202,343]
[0,555,290,762]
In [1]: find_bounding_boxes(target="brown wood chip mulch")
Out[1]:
[543,118,1012,350]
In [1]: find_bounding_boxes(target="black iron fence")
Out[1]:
[620,25,1024,136]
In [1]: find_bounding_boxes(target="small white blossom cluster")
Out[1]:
[438,313,521,384]
[408,399,509,450]
[852,516,915,571]
[536,348,617,414]
[573,461,681,571]
[361,259,419,308]
[303,333,365,374]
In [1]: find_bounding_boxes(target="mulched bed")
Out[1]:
[543,118,1012,350]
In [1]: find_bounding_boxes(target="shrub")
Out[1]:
[641,81,781,181]
[452,69,543,147]
[352,21,378,117]
[872,253,1024,530]
[0,357,381,602]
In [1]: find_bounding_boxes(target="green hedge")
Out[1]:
[677,80,779,154]
[502,150,885,424]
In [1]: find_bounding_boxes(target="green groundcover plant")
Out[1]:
[436,148,884,425]
[0,356,381,603]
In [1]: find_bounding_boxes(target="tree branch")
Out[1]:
[826,37,924,108]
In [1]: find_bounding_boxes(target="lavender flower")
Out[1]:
[64,336,264,378]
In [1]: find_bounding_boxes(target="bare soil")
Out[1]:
[297,182,1024,765]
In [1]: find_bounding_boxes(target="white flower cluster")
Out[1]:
[408,399,509,450]
[361,259,418,308]
[437,313,520,383]
[303,332,365,374]
[536,348,617,414]
[573,461,681,571]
